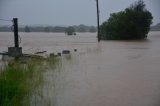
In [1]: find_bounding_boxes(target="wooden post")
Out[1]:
[7,18,22,57]
[96,0,100,42]
[13,18,19,48]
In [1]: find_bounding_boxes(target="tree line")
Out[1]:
[150,23,160,31]
[0,24,97,33]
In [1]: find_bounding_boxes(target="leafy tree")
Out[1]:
[25,26,30,33]
[100,0,153,40]
[65,26,75,35]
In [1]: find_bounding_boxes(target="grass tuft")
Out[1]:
[0,56,57,106]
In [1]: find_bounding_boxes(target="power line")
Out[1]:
[0,19,12,22]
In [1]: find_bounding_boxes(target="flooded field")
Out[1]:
[0,32,160,106]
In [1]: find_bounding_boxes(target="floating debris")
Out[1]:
[74,49,77,52]
[35,51,47,54]
[62,50,70,54]
[50,53,55,57]
[57,53,61,56]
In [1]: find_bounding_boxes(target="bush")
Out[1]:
[100,0,153,40]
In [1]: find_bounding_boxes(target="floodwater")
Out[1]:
[1,32,160,106]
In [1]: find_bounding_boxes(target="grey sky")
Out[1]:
[0,0,159,26]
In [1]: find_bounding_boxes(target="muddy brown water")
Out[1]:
[0,32,160,106]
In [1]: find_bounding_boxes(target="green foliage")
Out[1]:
[100,0,153,40]
[65,26,75,35]
[0,59,44,106]
[0,56,57,106]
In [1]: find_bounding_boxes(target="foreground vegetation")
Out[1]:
[0,56,57,106]
[100,0,153,40]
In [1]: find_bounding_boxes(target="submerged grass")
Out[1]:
[0,56,57,106]
[64,54,72,60]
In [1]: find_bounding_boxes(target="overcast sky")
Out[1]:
[0,0,159,26]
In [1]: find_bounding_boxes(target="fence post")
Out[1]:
[7,18,22,57]
[13,18,19,48]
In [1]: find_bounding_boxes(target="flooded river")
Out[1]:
[0,32,160,106]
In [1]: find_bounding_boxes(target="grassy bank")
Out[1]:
[0,57,57,106]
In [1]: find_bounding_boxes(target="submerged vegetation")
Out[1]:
[100,0,153,40]
[65,26,76,35]
[0,56,57,106]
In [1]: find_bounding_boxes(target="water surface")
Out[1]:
[0,32,160,106]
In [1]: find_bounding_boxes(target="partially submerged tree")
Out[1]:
[65,26,76,35]
[100,0,153,40]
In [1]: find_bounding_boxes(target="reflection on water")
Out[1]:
[1,32,160,106]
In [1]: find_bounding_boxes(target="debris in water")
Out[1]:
[74,49,77,52]
[35,51,47,54]
[62,50,70,54]
[50,53,55,57]
[57,53,61,56]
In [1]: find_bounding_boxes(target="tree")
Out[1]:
[65,26,76,35]
[100,0,153,40]
[25,26,30,33]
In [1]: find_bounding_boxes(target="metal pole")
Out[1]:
[96,0,100,42]
[13,18,19,48]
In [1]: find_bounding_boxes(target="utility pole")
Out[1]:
[13,18,19,48]
[7,18,22,57]
[96,0,100,42]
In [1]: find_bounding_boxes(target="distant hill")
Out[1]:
[150,23,160,31]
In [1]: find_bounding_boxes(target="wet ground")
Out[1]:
[1,32,160,106]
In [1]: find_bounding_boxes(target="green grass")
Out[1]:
[0,56,57,106]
